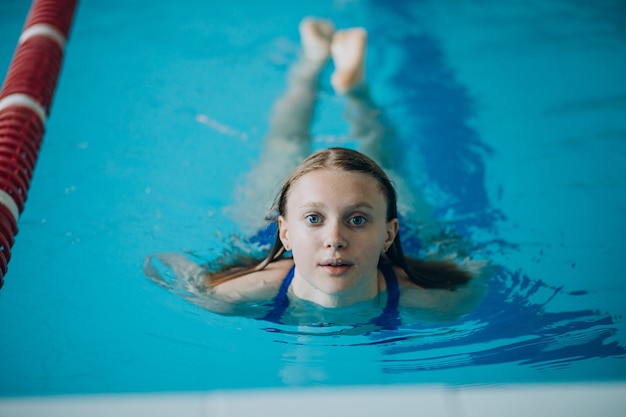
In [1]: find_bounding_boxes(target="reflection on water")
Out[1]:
[147,241,624,385]
[261,266,625,385]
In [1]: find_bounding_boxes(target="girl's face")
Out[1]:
[278,168,398,307]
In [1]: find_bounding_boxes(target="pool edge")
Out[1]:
[0,382,624,417]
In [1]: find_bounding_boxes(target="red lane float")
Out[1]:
[0,0,78,286]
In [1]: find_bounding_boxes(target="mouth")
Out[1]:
[319,259,353,276]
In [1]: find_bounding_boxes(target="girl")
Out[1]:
[147,19,487,325]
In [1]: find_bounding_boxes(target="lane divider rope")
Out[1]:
[0,0,78,285]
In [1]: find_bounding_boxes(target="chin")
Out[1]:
[316,279,357,296]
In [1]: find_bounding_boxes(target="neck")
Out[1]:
[290,268,384,308]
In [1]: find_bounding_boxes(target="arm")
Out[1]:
[144,253,291,315]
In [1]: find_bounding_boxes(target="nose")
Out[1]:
[324,220,347,250]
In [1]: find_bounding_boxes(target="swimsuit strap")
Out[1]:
[371,261,401,328]
[261,265,295,323]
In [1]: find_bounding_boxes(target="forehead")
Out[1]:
[287,168,387,208]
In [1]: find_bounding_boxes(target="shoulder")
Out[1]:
[394,267,440,310]
[211,259,294,304]
[394,262,490,321]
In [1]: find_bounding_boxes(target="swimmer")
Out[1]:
[147,18,487,325]
[212,147,475,305]
[151,147,485,325]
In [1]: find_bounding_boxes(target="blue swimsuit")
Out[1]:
[262,262,401,328]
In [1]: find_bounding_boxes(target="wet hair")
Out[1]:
[209,147,471,289]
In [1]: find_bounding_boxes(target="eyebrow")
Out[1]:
[298,201,376,211]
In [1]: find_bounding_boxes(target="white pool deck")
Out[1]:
[1,382,624,417]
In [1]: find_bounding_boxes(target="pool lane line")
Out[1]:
[0,0,78,286]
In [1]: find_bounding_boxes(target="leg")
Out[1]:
[267,18,334,145]
[330,28,393,166]
[345,85,395,170]
[331,29,439,236]
[229,18,334,233]
[347,87,440,238]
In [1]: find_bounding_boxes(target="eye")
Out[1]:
[348,215,366,226]
[306,214,321,224]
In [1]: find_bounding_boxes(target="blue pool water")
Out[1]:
[1,0,625,396]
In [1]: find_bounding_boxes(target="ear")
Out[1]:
[384,218,399,251]
[278,215,291,250]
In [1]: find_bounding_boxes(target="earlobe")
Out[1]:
[278,215,290,250]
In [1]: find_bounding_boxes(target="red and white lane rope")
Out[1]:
[0,0,78,286]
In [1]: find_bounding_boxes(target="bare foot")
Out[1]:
[299,17,335,64]
[330,28,367,94]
